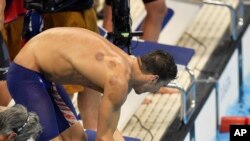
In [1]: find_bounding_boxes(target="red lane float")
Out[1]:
[220,116,249,133]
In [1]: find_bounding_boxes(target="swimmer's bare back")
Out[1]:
[14,27,132,93]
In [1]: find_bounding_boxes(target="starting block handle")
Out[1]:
[202,0,244,40]
[166,67,196,124]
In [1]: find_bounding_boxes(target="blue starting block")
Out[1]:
[98,27,194,66]
[129,40,194,66]
[85,130,141,141]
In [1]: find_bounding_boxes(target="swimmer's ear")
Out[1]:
[6,132,17,141]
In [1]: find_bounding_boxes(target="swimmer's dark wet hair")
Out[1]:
[139,50,177,81]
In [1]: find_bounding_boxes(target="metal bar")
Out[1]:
[202,0,238,40]
[166,67,196,124]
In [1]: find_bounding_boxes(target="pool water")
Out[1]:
[216,73,250,141]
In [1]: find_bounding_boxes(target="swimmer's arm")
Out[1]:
[96,80,128,141]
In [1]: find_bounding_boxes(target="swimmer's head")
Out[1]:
[133,50,177,94]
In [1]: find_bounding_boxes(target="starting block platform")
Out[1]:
[129,40,194,66]
[99,27,195,66]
